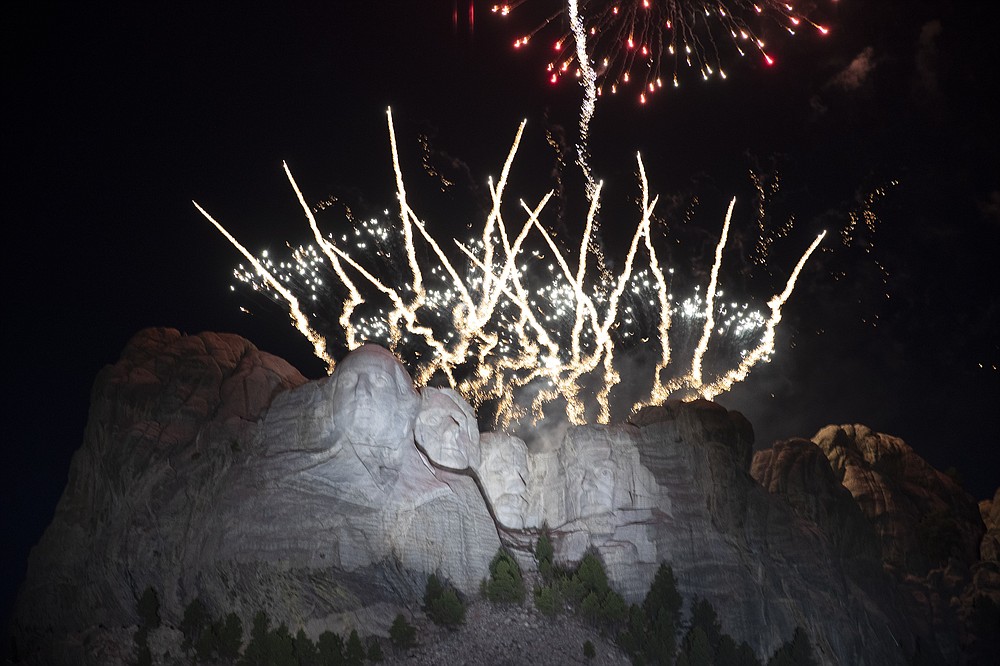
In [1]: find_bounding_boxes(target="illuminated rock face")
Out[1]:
[14,331,994,665]
[477,432,530,529]
[13,333,499,663]
[415,386,480,470]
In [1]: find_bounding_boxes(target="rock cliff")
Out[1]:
[11,329,997,665]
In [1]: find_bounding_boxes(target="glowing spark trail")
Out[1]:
[193,201,335,371]
[493,1,831,104]
[201,110,826,427]
[568,0,599,200]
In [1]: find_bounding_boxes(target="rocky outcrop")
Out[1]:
[751,438,881,569]
[14,331,500,664]
[13,330,996,665]
[981,488,1000,563]
[803,424,990,664]
[811,424,984,576]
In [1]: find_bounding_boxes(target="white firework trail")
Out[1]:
[199,109,825,428]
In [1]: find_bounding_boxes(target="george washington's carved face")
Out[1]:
[330,345,419,450]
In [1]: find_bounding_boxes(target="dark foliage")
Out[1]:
[367,637,384,662]
[584,639,596,660]
[294,628,321,666]
[534,583,562,616]
[345,629,365,666]
[239,610,271,666]
[317,630,346,666]
[484,548,526,603]
[424,574,466,628]
[219,613,244,661]
[389,613,417,649]
[619,562,682,665]
[767,627,817,666]
[535,528,555,583]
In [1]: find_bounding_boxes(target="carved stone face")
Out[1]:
[415,387,480,469]
[330,345,419,449]
[479,434,529,529]
[565,434,617,521]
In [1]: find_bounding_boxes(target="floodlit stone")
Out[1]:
[416,386,480,470]
[478,432,530,528]
[13,331,997,666]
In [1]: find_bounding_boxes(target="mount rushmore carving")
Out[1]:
[14,329,995,665]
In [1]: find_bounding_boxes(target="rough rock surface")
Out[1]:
[751,438,881,568]
[13,331,500,664]
[811,424,984,575]
[980,488,1000,563]
[383,599,631,666]
[12,329,997,664]
[805,424,990,664]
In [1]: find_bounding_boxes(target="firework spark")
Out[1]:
[197,109,824,428]
[494,0,831,104]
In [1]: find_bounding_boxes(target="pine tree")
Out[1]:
[317,630,345,666]
[583,640,596,660]
[682,627,712,666]
[345,630,365,666]
[239,610,271,666]
[367,637,384,662]
[425,574,465,628]
[218,613,243,661]
[533,584,561,616]
[640,563,682,664]
[294,628,320,666]
[716,635,739,666]
[787,627,817,666]
[767,626,816,666]
[575,552,610,599]
[736,641,762,666]
[424,574,444,610]
[180,598,210,652]
[485,548,526,603]
[535,528,555,582]
[689,598,722,650]
[266,624,297,666]
[389,614,417,649]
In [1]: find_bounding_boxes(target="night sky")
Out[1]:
[5,1,999,628]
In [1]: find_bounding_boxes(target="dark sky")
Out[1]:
[4,0,999,628]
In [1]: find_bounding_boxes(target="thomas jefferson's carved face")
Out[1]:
[331,345,418,448]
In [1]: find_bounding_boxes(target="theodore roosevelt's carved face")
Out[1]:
[565,434,616,521]
[479,434,529,528]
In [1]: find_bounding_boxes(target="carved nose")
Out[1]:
[356,374,374,397]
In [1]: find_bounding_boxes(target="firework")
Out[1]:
[493,0,830,103]
[196,109,824,428]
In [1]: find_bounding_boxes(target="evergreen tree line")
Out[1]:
[500,530,820,666]
[132,587,404,665]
